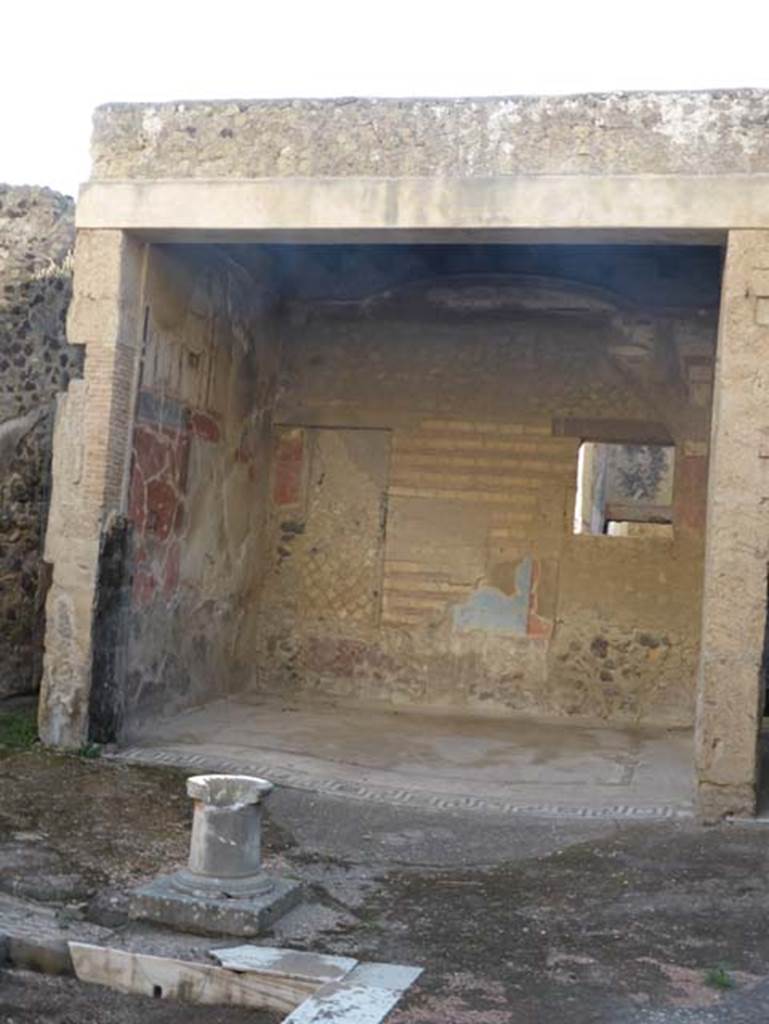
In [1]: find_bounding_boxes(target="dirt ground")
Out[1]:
[3,710,769,1023]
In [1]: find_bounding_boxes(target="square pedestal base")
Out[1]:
[130,874,303,937]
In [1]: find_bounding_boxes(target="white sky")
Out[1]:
[3,0,769,197]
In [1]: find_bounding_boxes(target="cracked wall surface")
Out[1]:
[0,185,78,698]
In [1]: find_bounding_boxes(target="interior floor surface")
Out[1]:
[117,698,695,820]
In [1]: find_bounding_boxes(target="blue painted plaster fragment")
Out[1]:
[453,557,532,635]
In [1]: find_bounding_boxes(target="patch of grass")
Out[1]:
[0,709,38,750]
[704,965,736,990]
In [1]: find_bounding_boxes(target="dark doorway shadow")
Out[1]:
[755,727,769,817]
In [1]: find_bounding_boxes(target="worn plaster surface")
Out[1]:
[108,245,281,736]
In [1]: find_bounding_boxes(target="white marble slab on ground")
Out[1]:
[69,942,313,1013]
[283,962,424,1024]
[211,944,358,984]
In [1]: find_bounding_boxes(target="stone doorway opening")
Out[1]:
[42,238,723,815]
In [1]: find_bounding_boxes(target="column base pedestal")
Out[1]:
[130,872,302,937]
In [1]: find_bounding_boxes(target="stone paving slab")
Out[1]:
[283,962,423,1024]
[212,945,357,984]
[131,873,303,937]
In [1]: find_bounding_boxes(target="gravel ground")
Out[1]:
[3,713,769,1023]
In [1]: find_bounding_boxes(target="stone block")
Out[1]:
[130,873,303,937]
[71,230,143,302]
[70,942,309,1013]
[67,294,140,348]
[38,580,95,745]
[90,92,769,180]
[283,962,424,1024]
[67,231,143,347]
[697,781,757,823]
[211,945,357,984]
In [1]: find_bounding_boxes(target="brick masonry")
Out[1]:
[383,420,576,635]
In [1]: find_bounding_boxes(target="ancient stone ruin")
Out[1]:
[0,186,77,700]
[131,773,301,935]
[31,89,769,820]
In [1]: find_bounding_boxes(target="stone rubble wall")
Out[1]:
[91,90,769,180]
[0,186,79,698]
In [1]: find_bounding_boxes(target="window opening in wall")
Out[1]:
[573,442,675,537]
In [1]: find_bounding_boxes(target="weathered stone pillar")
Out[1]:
[38,230,145,747]
[131,773,302,935]
[695,230,769,819]
[176,775,274,894]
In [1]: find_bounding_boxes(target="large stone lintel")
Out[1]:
[76,175,769,239]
